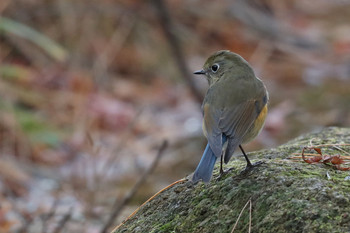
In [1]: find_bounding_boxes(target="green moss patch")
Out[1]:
[114,127,350,233]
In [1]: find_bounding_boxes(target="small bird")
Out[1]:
[192,50,268,183]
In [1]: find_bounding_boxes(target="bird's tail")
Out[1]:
[192,143,217,183]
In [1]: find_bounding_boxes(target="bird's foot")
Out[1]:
[216,168,234,181]
[242,161,264,173]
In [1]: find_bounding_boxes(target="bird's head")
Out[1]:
[194,50,254,86]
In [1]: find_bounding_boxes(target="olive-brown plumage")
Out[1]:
[192,50,268,183]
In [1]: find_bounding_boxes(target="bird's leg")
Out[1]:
[216,134,230,180]
[239,145,252,167]
[239,145,263,170]
[220,153,224,175]
[216,152,231,181]
[216,153,225,181]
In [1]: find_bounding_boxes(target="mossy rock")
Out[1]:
[113,127,350,233]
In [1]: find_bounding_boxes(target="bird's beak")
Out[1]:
[193,69,205,75]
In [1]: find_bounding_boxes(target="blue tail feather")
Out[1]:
[192,135,227,183]
[192,143,217,183]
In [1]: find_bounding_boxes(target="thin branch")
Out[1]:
[16,209,34,233]
[249,198,252,233]
[92,14,136,86]
[231,198,252,233]
[100,140,168,233]
[152,0,203,104]
[52,207,73,233]
[112,178,188,232]
[41,199,59,233]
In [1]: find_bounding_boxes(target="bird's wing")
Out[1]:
[202,103,223,158]
[220,99,260,163]
[203,98,259,159]
[202,77,267,160]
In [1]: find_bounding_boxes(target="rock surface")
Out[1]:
[113,127,350,233]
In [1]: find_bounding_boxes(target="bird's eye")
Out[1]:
[211,64,219,73]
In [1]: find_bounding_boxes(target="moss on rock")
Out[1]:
[113,127,350,233]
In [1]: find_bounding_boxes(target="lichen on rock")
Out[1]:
[113,127,350,233]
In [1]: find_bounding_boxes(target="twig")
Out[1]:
[332,146,350,156]
[41,199,59,233]
[92,14,136,86]
[112,178,188,232]
[52,207,73,233]
[249,197,252,233]
[100,140,168,233]
[306,143,350,148]
[101,109,143,175]
[231,198,252,233]
[290,155,350,160]
[16,210,34,233]
[152,0,203,104]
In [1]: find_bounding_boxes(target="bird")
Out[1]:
[192,50,268,183]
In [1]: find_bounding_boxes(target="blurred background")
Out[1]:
[1,0,350,232]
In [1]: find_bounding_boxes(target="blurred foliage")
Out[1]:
[0,17,68,62]
[0,0,350,232]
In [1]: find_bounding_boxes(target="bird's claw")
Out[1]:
[242,161,264,172]
[216,168,234,181]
